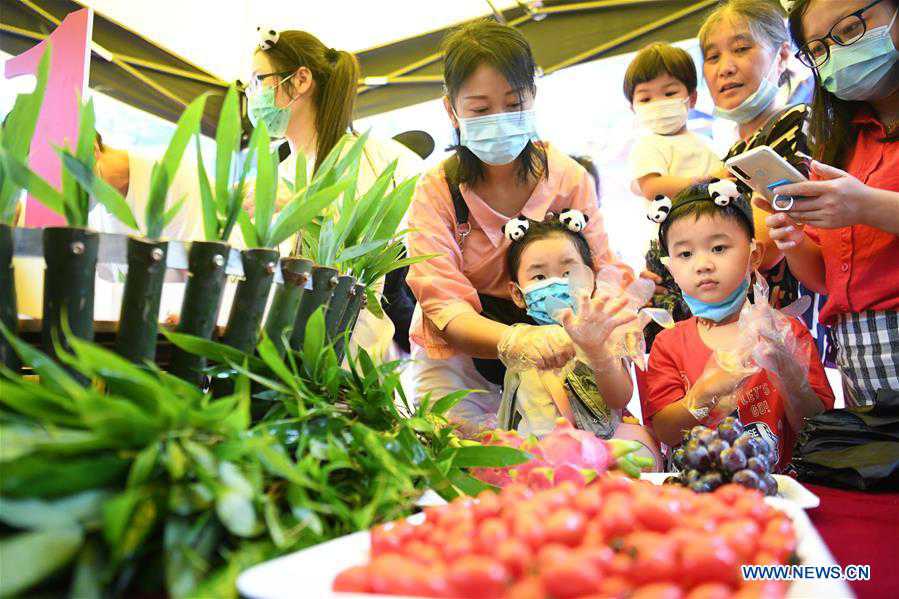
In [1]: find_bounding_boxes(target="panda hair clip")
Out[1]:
[257,26,279,50]
[707,178,741,207]
[503,216,530,242]
[559,209,589,233]
[647,194,672,223]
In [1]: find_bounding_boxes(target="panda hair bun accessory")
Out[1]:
[257,27,279,50]
[559,209,588,233]
[503,216,530,242]
[647,194,673,223]
[708,178,741,207]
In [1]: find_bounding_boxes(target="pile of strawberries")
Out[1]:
[333,475,796,598]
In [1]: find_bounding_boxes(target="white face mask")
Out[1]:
[634,98,689,135]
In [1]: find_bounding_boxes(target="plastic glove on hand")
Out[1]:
[498,324,574,373]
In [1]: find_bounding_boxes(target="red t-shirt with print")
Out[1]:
[644,316,835,471]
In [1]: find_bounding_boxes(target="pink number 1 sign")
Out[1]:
[4,8,93,227]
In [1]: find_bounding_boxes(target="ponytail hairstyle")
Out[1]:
[441,19,548,186]
[258,30,360,173]
[787,0,899,167]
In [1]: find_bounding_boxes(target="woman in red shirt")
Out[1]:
[762,0,899,406]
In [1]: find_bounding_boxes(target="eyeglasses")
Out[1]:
[795,0,886,68]
[246,70,294,94]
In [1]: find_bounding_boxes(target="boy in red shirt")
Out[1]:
[644,181,835,471]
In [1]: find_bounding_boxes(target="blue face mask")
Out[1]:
[247,76,296,139]
[712,59,780,124]
[456,109,538,165]
[819,8,899,101]
[520,277,574,325]
[682,278,750,322]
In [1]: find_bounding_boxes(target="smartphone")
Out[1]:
[724,145,807,211]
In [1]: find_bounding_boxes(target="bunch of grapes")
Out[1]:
[664,417,778,496]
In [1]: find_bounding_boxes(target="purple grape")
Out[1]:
[707,439,731,466]
[753,436,774,458]
[689,426,713,442]
[685,469,702,485]
[696,428,719,447]
[671,447,687,471]
[718,416,744,437]
[684,440,712,470]
[747,455,770,476]
[700,471,725,491]
[690,478,713,493]
[762,474,779,496]
[719,447,748,474]
[717,421,741,444]
[732,469,762,490]
[733,434,758,458]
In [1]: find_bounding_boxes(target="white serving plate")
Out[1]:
[639,472,821,509]
[237,494,850,599]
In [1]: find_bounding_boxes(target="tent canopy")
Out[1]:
[3,0,719,128]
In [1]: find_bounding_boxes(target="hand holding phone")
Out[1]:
[724,146,808,211]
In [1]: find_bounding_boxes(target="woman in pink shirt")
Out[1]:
[406,20,622,434]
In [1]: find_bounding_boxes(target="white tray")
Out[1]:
[640,473,820,509]
[237,495,850,599]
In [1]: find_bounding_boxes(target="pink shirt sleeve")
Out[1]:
[406,169,481,333]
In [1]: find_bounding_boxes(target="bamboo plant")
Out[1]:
[169,85,255,384]
[61,95,208,364]
[0,46,49,370]
[221,120,348,355]
[3,96,136,360]
[256,132,370,353]
[292,136,434,357]
[0,314,527,598]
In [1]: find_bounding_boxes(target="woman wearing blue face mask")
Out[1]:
[758,0,899,407]
[405,20,631,436]
[246,29,425,366]
[699,0,833,366]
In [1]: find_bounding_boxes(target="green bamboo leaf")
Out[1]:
[0,527,84,596]
[0,490,109,529]
[0,381,82,429]
[237,209,259,248]
[215,489,258,537]
[449,471,496,498]
[368,175,418,243]
[70,540,104,599]
[59,150,138,230]
[144,163,169,238]
[249,121,277,246]
[293,149,307,191]
[452,445,531,468]
[162,194,186,230]
[128,442,160,487]
[0,148,66,217]
[268,178,350,248]
[345,159,396,244]
[335,239,390,265]
[0,453,128,498]
[215,86,240,214]
[302,308,327,375]
[195,136,218,241]
[256,332,299,393]
[0,45,50,223]
[0,321,87,400]
[160,94,207,185]
[429,390,474,417]
[161,329,265,371]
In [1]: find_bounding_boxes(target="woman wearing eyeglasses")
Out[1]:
[760,0,899,406]
[246,29,424,365]
[698,0,830,359]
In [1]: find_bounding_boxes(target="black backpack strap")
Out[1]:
[443,156,471,246]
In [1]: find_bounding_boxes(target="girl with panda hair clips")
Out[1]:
[497,211,662,466]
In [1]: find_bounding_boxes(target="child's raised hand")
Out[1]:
[556,289,637,355]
